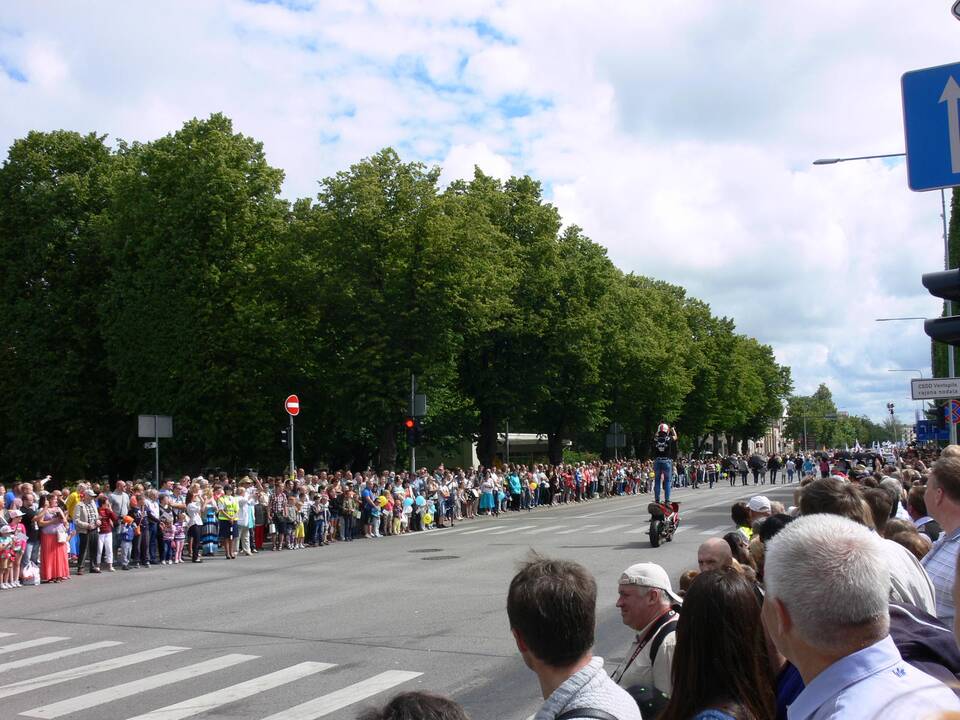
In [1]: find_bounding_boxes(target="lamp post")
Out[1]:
[815,152,955,444]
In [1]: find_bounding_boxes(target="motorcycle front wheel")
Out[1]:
[649,518,663,547]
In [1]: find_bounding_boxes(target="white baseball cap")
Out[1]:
[748,495,771,513]
[619,562,683,605]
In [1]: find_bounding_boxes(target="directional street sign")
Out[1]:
[902,60,960,191]
[284,394,300,416]
[912,377,960,400]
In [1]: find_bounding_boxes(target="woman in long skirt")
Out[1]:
[36,495,70,583]
[201,489,219,556]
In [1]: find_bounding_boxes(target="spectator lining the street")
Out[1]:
[660,569,775,720]
[763,514,960,719]
[610,562,681,715]
[507,553,640,720]
[698,537,734,573]
[800,477,936,615]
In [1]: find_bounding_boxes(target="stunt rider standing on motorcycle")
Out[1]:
[651,424,678,505]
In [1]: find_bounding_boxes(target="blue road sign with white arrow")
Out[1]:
[902,61,960,192]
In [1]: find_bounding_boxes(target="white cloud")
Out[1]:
[0,0,955,422]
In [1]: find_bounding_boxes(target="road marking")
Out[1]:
[0,646,188,699]
[0,632,14,638]
[0,636,67,653]
[460,525,506,535]
[261,670,423,720]
[674,526,690,534]
[0,641,122,674]
[490,525,536,535]
[123,662,335,720]
[556,524,598,535]
[523,526,559,534]
[699,525,730,535]
[589,524,631,534]
[21,653,257,719]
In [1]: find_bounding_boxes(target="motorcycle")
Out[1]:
[648,500,680,547]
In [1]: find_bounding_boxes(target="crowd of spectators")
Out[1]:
[8,445,960,720]
[0,454,803,587]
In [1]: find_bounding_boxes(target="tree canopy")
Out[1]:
[0,115,792,478]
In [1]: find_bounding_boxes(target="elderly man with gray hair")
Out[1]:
[762,514,960,719]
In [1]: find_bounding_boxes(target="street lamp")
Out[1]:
[812,153,906,165]
[815,151,956,444]
[888,368,925,378]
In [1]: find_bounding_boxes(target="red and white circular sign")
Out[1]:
[284,394,300,416]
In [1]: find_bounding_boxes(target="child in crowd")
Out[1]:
[392,497,403,536]
[119,515,135,570]
[161,509,175,564]
[293,499,306,549]
[312,496,330,546]
[173,513,186,563]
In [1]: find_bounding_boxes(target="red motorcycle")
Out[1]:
[648,501,680,547]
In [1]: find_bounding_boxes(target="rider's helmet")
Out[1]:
[657,423,670,434]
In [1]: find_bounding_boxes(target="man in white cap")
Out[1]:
[748,495,771,526]
[610,562,682,715]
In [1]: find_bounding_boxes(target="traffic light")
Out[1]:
[403,417,416,445]
[414,417,424,445]
[280,428,289,448]
[922,269,960,345]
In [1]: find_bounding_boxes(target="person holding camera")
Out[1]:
[651,424,678,505]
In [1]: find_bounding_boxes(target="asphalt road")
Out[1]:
[0,479,800,720]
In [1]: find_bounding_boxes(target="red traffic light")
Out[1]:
[403,417,415,429]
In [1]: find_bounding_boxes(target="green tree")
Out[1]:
[99,114,292,472]
[0,130,120,479]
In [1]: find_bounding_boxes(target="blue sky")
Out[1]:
[0,0,957,423]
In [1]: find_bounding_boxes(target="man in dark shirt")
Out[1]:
[651,424,678,505]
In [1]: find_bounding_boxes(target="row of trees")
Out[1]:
[784,384,892,449]
[0,114,792,479]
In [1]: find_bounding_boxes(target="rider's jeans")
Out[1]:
[653,458,673,504]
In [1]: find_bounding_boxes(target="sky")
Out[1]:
[0,0,957,423]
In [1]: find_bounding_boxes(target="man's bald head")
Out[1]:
[698,537,734,572]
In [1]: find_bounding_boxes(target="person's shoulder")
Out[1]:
[690,711,736,720]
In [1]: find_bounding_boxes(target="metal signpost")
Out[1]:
[903,60,960,444]
[138,415,173,489]
[284,394,299,479]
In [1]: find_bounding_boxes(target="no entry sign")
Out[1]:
[284,394,300,416]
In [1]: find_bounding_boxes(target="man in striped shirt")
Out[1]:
[922,451,960,625]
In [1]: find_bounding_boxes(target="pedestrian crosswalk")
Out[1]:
[0,631,423,719]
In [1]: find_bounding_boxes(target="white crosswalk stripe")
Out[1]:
[589,523,630,534]
[0,646,188,700]
[261,670,423,720]
[0,634,426,720]
[0,640,122,674]
[460,525,506,535]
[21,653,257,718]
[0,632,15,638]
[556,524,597,534]
[123,661,335,720]
[523,525,559,534]
[0,636,68,653]
[490,525,536,535]
[699,525,730,535]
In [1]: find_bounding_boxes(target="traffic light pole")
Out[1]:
[942,188,958,446]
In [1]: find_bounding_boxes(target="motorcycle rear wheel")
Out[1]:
[649,518,663,547]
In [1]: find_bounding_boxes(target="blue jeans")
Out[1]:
[653,458,673,504]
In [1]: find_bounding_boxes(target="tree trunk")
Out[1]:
[477,409,498,468]
[376,421,398,473]
[548,432,564,465]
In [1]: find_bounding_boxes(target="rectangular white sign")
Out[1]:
[911,378,960,399]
